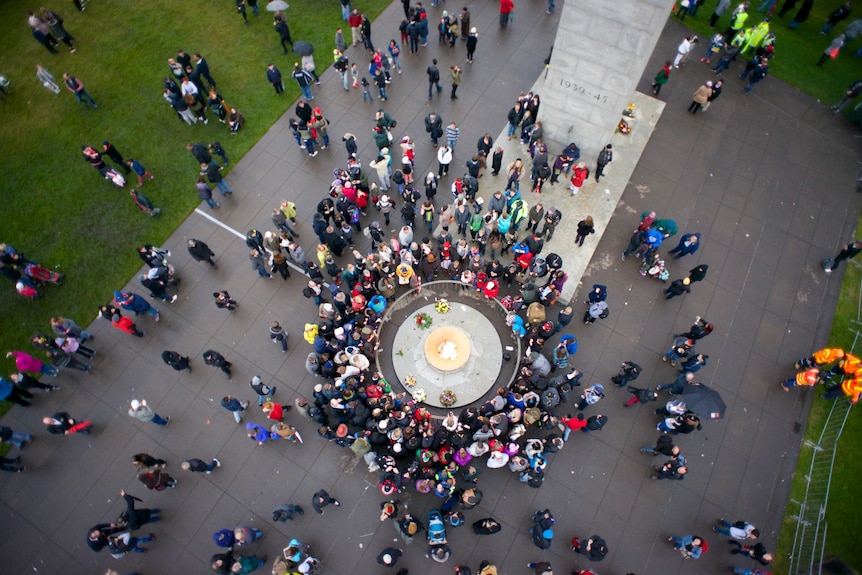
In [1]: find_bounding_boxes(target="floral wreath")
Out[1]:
[435,299,450,314]
[414,312,433,329]
[440,389,457,407]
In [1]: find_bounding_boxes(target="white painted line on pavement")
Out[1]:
[193,208,315,280]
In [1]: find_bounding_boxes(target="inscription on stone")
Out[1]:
[559,79,609,104]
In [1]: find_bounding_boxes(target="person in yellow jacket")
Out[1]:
[724,3,750,42]
[741,19,770,54]
[781,367,820,391]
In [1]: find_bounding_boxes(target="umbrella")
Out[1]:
[266,0,289,11]
[293,41,314,56]
[681,382,726,420]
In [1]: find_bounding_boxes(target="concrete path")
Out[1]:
[1,2,861,575]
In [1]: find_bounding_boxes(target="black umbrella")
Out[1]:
[681,382,726,420]
[293,41,314,56]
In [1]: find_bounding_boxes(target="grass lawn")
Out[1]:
[0,0,389,363]
[676,4,859,107]
[772,211,862,573]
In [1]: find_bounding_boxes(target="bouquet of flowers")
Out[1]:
[440,389,457,407]
[412,388,427,403]
[622,103,636,118]
[617,119,631,135]
[403,375,417,389]
[435,299,451,314]
[414,312,433,329]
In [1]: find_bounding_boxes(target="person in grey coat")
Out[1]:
[128,399,170,426]
[249,249,272,278]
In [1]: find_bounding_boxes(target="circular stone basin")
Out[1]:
[390,302,503,408]
[424,326,471,371]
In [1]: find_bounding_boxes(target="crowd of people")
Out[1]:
[10,1,861,573]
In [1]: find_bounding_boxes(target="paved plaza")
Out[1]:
[1,2,861,574]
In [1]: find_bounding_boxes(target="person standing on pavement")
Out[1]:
[651,61,671,95]
[128,399,170,426]
[292,62,315,100]
[450,65,461,99]
[446,121,460,152]
[427,59,442,98]
[162,350,192,372]
[181,457,222,474]
[742,57,768,94]
[205,350,233,380]
[312,489,341,514]
[221,395,248,423]
[595,144,612,182]
[187,238,217,268]
[499,0,514,27]
[425,112,443,146]
[466,27,478,62]
[437,145,452,177]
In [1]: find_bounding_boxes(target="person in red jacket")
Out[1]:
[559,413,586,440]
[261,401,292,422]
[112,313,144,337]
[500,0,514,27]
[569,162,589,195]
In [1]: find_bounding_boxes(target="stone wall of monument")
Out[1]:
[541,0,674,159]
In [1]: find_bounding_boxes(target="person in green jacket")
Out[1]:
[652,61,671,95]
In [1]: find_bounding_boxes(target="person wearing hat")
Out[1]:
[466,26,478,62]
[688,81,713,114]
[128,398,170,426]
[377,548,403,566]
[380,500,399,521]
[664,276,692,300]
[595,144,612,183]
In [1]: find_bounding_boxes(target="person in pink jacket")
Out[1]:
[6,351,59,377]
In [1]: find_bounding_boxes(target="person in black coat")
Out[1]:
[425,112,443,146]
[664,277,691,299]
[572,534,609,561]
[275,16,293,53]
[102,141,130,173]
[187,239,216,268]
[117,490,160,530]
[87,523,124,552]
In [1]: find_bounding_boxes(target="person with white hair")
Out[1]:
[128,398,170,426]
